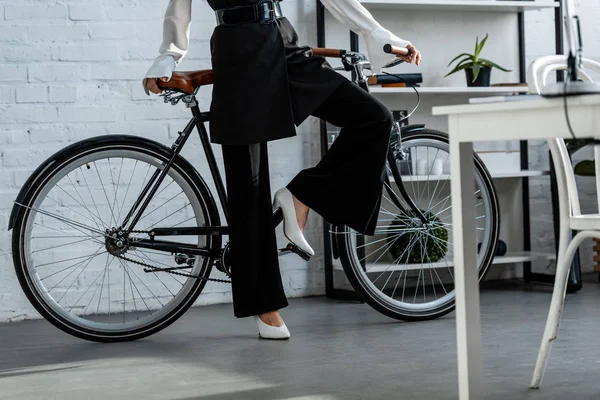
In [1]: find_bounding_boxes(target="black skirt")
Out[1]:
[208,0,348,145]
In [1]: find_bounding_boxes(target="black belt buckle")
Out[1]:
[258,0,275,24]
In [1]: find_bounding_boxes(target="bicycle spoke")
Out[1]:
[120,258,166,308]
[17,202,105,236]
[427,152,450,211]
[66,174,106,230]
[40,250,101,282]
[32,222,103,245]
[96,258,109,315]
[142,200,189,231]
[371,231,421,285]
[33,236,102,254]
[109,158,125,225]
[117,160,138,222]
[119,258,153,315]
[36,249,104,270]
[131,250,186,287]
[71,254,117,313]
[93,161,118,227]
[54,246,106,302]
[80,165,109,229]
[39,190,104,232]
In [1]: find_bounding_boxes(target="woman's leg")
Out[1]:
[287,81,393,236]
[221,142,289,319]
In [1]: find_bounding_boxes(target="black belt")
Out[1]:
[215,0,283,26]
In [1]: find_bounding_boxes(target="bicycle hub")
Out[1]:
[105,228,129,256]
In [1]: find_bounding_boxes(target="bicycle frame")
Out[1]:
[110,93,287,259]
[8,48,426,261]
[115,98,233,258]
[111,49,427,254]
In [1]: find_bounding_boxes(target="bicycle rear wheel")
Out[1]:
[11,135,221,342]
[336,128,499,321]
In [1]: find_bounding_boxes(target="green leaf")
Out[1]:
[474,33,489,59]
[447,53,474,67]
[471,64,481,82]
[444,62,474,77]
[456,58,473,69]
[574,160,596,176]
[479,58,512,72]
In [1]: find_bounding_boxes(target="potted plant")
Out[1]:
[445,33,512,87]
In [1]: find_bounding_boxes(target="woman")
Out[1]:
[143,0,421,340]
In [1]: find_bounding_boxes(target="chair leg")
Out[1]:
[530,235,584,389]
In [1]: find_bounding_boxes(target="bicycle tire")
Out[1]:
[336,128,500,321]
[11,135,221,342]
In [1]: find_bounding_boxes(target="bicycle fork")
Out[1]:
[386,122,429,225]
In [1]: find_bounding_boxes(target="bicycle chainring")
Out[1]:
[216,243,232,278]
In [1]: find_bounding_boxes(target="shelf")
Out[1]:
[360,0,558,12]
[370,86,530,95]
[388,170,549,182]
[491,169,550,178]
[492,251,556,264]
[332,251,556,272]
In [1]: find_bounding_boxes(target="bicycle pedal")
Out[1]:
[280,242,311,261]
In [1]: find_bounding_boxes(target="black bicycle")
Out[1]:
[9,46,499,342]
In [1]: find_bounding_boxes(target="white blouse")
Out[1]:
[144,0,411,80]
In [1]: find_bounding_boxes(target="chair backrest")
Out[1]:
[527,55,600,94]
[526,55,600,218]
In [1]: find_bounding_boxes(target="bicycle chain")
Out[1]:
[115,230,232,283]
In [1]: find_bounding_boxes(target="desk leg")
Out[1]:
[450,139,483,400]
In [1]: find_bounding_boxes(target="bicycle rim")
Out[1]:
[14,145,215,339]
[338,129,499,320]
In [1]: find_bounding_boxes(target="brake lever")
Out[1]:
[382,58,405,69]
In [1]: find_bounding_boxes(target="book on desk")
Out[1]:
[367,73,422,87]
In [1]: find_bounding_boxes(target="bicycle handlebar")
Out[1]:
[310,48,342,58]
[310,45,410,59]
[383,44,410,57]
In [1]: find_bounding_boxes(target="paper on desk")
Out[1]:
[468,94,541,104]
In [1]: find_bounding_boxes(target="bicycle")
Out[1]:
[8,45,499,342]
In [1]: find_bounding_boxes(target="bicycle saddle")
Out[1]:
[157,70,215,94]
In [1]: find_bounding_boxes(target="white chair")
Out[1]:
[526,55,600,389]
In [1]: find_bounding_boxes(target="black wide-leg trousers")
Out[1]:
[221,81,393,318]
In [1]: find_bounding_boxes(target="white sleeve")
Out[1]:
[319,0,411,72]
[144,0,192,80]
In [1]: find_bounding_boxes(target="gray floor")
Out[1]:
[2,279,600,400]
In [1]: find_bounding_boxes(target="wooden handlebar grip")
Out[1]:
[311,48,342,58]
[383,44,410,56]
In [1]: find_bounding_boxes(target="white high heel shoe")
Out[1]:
[255,316,291,340]
[273,187,315,260]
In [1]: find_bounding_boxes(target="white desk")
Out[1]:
[432,94,600,399]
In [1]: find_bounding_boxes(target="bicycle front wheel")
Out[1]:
[337,128,499,321]
[11,135,221,342]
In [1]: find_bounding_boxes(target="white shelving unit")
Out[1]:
[360,0,558,12]
[492,170,549,178]
[318,0,564,298]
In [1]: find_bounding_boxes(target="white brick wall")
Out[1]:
[0,0,325,322]
[1,0,599,322]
